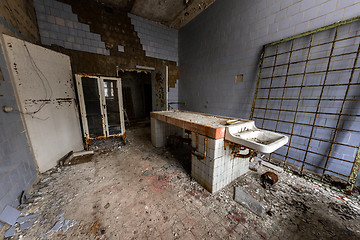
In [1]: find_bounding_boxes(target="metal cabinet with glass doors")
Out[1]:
[75,74,126,149]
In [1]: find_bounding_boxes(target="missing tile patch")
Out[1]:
[235,74,243,83]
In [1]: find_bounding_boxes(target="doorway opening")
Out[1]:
[118,71,152,124]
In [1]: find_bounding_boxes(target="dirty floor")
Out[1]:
[3,126,360,240]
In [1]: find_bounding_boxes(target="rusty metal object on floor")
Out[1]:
[261,171,278,190]
[87,220,100,235]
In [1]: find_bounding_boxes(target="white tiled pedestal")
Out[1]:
[190,132,249,193]
[151,118,249,193]
[151,118,184,147]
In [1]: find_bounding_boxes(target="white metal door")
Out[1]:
[75,74,125,142]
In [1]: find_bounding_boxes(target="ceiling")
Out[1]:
[96,0,217,29]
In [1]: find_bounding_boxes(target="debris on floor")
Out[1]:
[59,150,95,166]
[260,171,279,190]
[234,187,265,216]
[0,206,20,226]
[1,127,359,239]
[260,159,283,172]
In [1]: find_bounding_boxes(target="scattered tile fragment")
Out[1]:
[0,205,20,225]
[69,220,77,227]
[58,211,64,218]
[20,217,38,230]
[39,233,46,240]
[4,226,16,238]
[48,220,64,232]
[62,220,69,233]
[17,214,40,224]
[260,160,283,172]
[234,187,265,216]
[142,170,152,176]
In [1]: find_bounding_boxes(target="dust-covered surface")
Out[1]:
[153,110,248,128]
[2,126,360,240]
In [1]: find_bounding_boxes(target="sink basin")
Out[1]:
[225,121,288,153]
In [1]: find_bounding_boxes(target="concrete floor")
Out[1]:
[3,126,360,239]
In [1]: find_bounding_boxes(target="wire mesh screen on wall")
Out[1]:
[251,18,360,191]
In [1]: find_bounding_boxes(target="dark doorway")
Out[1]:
[118,71,152,122]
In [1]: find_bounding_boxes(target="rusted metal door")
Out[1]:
[151,66,168,111]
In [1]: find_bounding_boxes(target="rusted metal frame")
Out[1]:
[346,146,360,193]
[253,115,360,135]
[263,33,360,60]
[273,152,350,178]
[261,44,279,127]
[265,16,360,48]
[224,140,255,158]
[262,49,360,70]
[258,123,359,149]
[233,149,255,158]
[260,67,360,80]
[256,97,360,102]
[76,74,127,150]
[84,133,126,150]
[250,46,266,120]
[286,144,355,164]
[203,137,207,159]
[321,41,360,181]
[253,107,360,117]
[192,133,207,160]
[258,81,360,90]
[272,40,295,161]
[300,27,339,174]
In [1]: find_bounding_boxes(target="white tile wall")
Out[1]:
[129,13,178,64]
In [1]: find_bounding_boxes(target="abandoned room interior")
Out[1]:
[0,0,360,239]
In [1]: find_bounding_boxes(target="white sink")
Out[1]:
[225,121,288,153]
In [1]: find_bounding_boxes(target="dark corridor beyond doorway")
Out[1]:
[118,71,152,122]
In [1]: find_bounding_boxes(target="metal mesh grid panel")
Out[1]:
[251,18,360,191]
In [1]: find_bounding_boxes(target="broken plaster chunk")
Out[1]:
[234,187,265,217]
[17,213,40,224]
[58,211,64,218]
[260,161,283,172]
[0,205,20,226]
[62,220,69,233]
[48,220,64,232]
[39,233,46,240]
[20,217,38,230]
[4,226,16,238]
[69,220,77,227]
